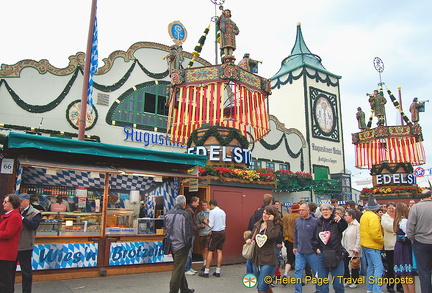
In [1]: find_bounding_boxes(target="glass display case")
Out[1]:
[39,212,102,236]
[106,209,137,235]
[137,218,165,235]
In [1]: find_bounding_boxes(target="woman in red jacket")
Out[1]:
[0,194,23,293]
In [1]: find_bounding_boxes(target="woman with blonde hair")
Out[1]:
[393,203,415,293]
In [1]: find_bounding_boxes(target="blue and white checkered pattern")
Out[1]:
[22,167,155,190]
[109,241,164,266]
[15,161,22,194]
[32,243,98,270]
[87,14,98,112]
[110,174,154,190]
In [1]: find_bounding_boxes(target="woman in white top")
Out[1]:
[342,209,361,288]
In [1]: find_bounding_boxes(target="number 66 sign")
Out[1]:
[1,158,14,174]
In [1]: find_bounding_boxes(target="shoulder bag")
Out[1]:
[242,229,257,259]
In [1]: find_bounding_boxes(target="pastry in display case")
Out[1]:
[39,212,102,236]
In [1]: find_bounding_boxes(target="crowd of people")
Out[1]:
[243,189,432,293]
[0,193,41,293]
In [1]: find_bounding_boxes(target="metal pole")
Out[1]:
[398,86,404,125]
[214,4,218,64]
[78,0,97,140]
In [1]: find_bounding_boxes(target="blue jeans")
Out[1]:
[246,258,254,274]
[294,252,318,293]
[362,246,384,293]
[360,253,367,276]
[185,236,195,272]
[316,253,345,293]
[255,265,276,292]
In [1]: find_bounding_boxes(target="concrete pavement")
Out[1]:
[16,263,420,292]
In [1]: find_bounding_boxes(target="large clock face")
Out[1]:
[315,97,334,134]
[310,87,339,141]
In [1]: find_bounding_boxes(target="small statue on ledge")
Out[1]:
[237,53,262,73]
[163,44,184,77]
[356,107,366,130]
[409,97,425,124]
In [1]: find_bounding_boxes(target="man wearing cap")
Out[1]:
[281,203,301,279]
[360,194,384,293]
[13,193,41,293]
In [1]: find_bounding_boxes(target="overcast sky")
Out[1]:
[1,0,431,188]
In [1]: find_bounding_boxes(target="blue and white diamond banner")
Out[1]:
[30,243,98,270]
[109,241,165,266]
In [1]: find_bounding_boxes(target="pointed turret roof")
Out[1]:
[271,23,340,80]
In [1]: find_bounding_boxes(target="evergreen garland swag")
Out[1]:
[187,126,249,149]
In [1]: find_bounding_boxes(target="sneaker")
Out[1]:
[213,272,221,277]
[349,284,358,288]
[185,270,195,275]
[190,268,197,273]
[343,283,349,288]
[200,266,206,271]
[199,272,209,278]
[282,275,287,286]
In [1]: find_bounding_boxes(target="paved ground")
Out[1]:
[15,263,421,293]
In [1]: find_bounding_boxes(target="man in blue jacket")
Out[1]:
[293,203,319,293]
[164,195,195,293]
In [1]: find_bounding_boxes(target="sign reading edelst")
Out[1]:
[374,173,416,186]
[187,146,252,166]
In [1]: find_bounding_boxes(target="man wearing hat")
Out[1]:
[360,194,384,293]
[13,193,41,293]
[281,203,301,279]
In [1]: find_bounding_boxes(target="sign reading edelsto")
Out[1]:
[187,146,252,166]
[375,173,416,185]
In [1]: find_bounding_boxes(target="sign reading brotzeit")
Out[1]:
[187,146,252,166]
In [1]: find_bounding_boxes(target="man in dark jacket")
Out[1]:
[184,196,199,275]
[164,195,195,293]
[293,203,319,293]
[13,193,41,293]
[248,193,273,231]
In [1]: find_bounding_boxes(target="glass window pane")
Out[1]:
[144,93,156,113]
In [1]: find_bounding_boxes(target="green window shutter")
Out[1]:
[313,166,328,180]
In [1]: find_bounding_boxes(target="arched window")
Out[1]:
[107,81,170,130]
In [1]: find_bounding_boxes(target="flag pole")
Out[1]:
[78,0,97,140]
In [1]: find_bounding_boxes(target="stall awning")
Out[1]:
[3,132,207,167]
[18,157,121,174]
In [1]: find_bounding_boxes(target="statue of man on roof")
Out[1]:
[367,90,386,126]
[409,97,425,124]
[237,53,262,73]
[356,107,366,130]
[163,44,184,77]
[217,6,239,61]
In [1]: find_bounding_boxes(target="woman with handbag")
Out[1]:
[341,209,361,289]
[245,205,281,293]
[314,203,348,293]
[393,203,416,293]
